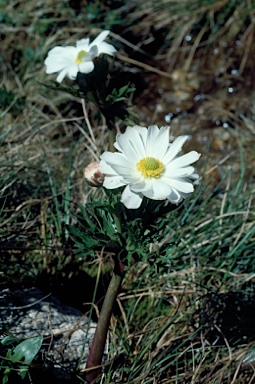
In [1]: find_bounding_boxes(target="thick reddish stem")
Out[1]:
[84,262,124,383]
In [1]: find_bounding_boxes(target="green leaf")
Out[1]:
[69,227,98,248]
[118,84,129,95]
[1,333,19,346]
[19,367,29,380]
[11,335,43,364]
[79,205,97,231]
[83,236,99,248]
[3,368,10,384]
[6,349,13,359]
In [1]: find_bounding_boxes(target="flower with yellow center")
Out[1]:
[99,125,201,209]
[44,30,116,83]
[136,157,165,178]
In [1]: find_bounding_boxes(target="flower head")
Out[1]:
[99,125,201,209]
[84,162,105,187]
[45,30,116,83]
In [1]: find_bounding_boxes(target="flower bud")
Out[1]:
[84,162,105,187]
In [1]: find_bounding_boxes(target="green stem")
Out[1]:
[113,213,122,234]
[84,261,124,383]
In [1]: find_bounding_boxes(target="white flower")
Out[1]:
[44,30,116,83]
[99,125,201,209]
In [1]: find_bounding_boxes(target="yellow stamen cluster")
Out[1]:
[75,50,87,64]
[136,157,164,178]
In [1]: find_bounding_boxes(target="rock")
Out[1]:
[0,287,98,381]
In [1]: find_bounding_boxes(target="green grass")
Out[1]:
[1,0,255,383]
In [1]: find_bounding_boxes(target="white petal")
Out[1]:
[128,125,148,135]
[84,46,98,60]
[45,54,75,73]
[46,46,61,56]
[164,178,194,193]
[118,126,147,158]
[170,151,201,168]
[123,125,142,138]
[111,164,138,178]
[143,179,172,200]
[114,126,146,153]
[56,68,69,83]
[167,189,182,204]
[46,46,77,60]
[162,135,189,164]
[90,30,110,45]
[164,166,195,177]
[47,46,74,56]
[146,125,160,155]
[103,176,126,189]
[95,42,116,56]
[100,152,131,168]
[147,126,170,159]
[121,186,143,209]
[122,175,141,184]
[151,126,170,158]
[179,191,194,199]
[45,60,65,73]
[45,59,59,73]
[129,180,149,192]
[99,160,118,175]
[116,131,143,162]
[189,170,199,180]
[79,61,95,74]
[76,38,90,49]
[100,153,138,180]
[66,65,79,80]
